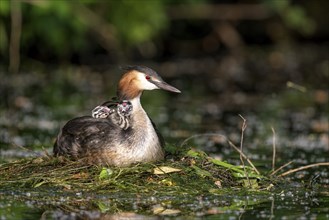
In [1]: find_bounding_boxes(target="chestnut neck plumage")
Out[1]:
[113,71,164,165]
[117,72,143,117]
[116,69,153,129]
[117,70,142,101]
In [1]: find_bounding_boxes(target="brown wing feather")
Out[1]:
[53,116,118,159]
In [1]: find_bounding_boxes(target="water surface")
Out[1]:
[0,47,328,219]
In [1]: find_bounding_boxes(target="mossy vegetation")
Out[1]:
[0,147,270,195]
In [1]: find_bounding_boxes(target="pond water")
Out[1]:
[0,46,328,219]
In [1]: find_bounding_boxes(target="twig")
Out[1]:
[180,132,260,175]
[238,114,251,187]
[278,162,329,177]
[227,141,260,175]
[270,160,294,176]
[271,127,276,172]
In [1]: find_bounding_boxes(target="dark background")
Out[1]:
[0,0,328,152]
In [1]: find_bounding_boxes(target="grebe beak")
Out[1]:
[152,80,181,93]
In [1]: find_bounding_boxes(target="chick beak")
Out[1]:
[152,80,181,93]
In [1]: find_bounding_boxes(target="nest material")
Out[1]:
[0,149,266,194]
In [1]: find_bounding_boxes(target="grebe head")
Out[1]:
[117,66,181,100]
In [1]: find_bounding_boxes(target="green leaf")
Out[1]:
[186,149,207,158]
[210,158,264,179]
[210,158,245,173]
[97,201,110,213]
[33,180,46,188]
[186,149,200,158]
[99,167,114,180]
[191,165,212,178]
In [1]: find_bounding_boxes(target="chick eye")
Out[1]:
[145,75,151,80]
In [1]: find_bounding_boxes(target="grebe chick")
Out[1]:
[53,66,181,166]
[92,99,133,130]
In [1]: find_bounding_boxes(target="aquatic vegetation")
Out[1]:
[1,144,327,218]
[0,145,271,218]
[0,147,268,193]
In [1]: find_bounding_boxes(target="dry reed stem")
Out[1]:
[271,127,276,172]
[227,140,260,175]
[270,160,294,176]
[270,199,275,220]
[278,162,329,177]
[238,114,251,187]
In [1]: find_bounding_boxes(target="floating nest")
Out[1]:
[0,148,269,195]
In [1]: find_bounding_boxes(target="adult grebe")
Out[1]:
[53,66,181,166]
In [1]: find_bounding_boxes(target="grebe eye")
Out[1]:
[145,75,151,80]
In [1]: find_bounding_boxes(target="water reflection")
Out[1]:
[1,186,328,219]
